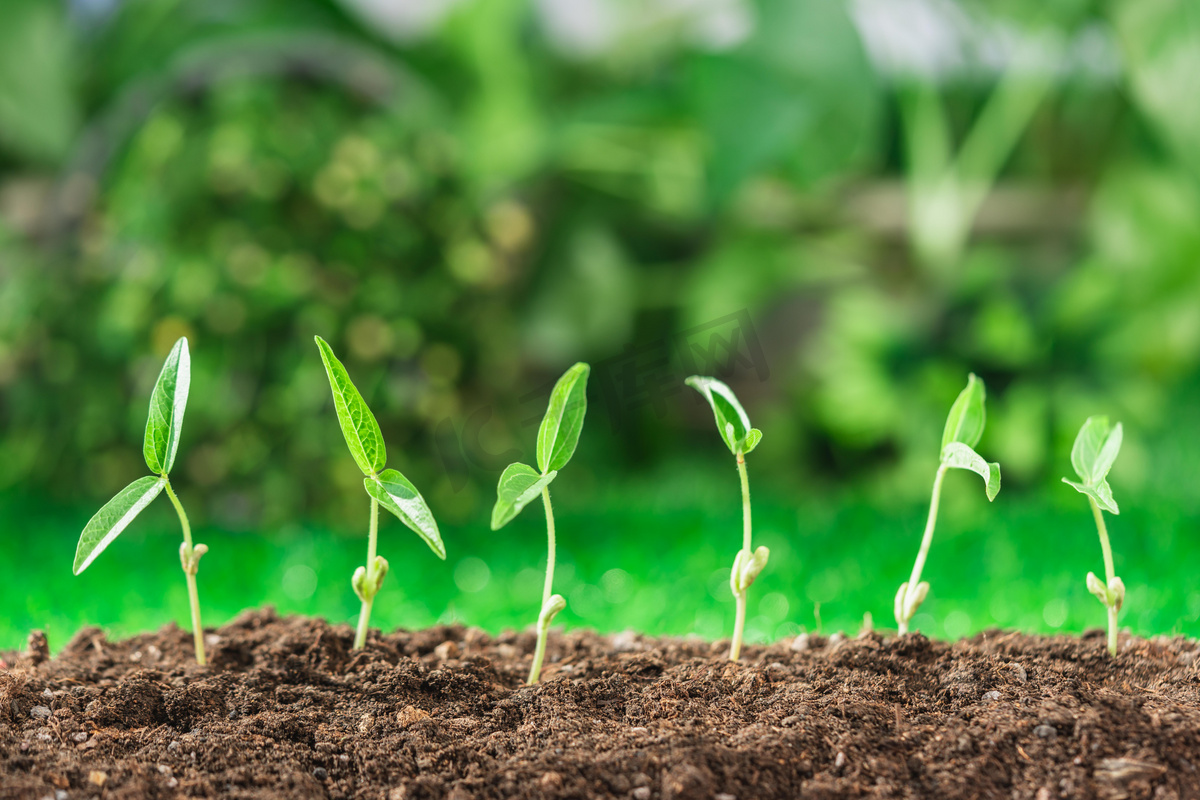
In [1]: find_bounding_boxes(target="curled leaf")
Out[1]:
[941,373,987,451]
[686,375,754,455]
[143,337,191,475]
[536,363,590,473]
[941,442,1001,501]
[491,463,557,530]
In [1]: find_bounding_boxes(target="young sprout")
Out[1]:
[1062,415,1125,656]
[315,336,446,649]
[895,373,1000,635]
[73,338,209,665]
[685,375,767,662]
[491,362,589,685]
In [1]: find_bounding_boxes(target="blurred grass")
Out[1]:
[5,461,1198,653]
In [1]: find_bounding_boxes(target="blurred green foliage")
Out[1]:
[2,0,1200,644]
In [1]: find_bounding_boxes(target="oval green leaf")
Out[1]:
[941,442,1001,501]
[1069,416,1122,486]
[536,363,590,474]
[1063,478,1120,515]
[685,375,752,455]
[365,468,445,559]
[315,336,387,476]
[491,462,557,530]
[143,337,191,475]
[941,373,986,451]
[73,476,165,574]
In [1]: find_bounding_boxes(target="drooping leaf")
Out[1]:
[941,442,1001,501]
[315,336,386,476]
[73,476,165,574]
[742,428,763,454]
[536,363,590,473]
[941,373,987,451]
[143,337,191,475]
[686,375,753,455]
[491,462,557,530]
[1063,478,1120,515]
[1069,416,1123,486]
[364,469,445,559]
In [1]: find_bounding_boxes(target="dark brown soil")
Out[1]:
[2,610,1198,799]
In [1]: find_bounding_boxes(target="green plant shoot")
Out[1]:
[315,336,445,649]
[1063,415,1125,656]
[685,376,767,662]
[895,373,1001,635]
[73,337,209,665]
[491,362,589,684]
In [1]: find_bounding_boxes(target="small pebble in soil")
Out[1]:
[434,641,460,660]
[630,727,649,735]
[30,706,51,719]
[88,770,108,787]
[611,631,639,652]
[835,752,846,769]
[72,732,89,743]
[828,632,846,645]
[168,741,180,752]
[339,754,350,763]
[715,794,736,800]
[1034,725,1056,739]
[55,790,68,800]
[1006,662,1028,683]
[631,788,651,800]
[781,715,803,727]
[228,709,240,720]
[982,690,1003,702]
[313,767,328,780]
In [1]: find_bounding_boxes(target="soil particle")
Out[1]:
[1,610,1198,799]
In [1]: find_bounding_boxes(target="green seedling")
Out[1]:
[73,337,209,665]
[1063,415,1125,656]
[315,336,445,649]
[895,373,1001,635]
[685,375,767,662]
[491,362,590,685]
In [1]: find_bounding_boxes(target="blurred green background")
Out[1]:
[3,0,1199,652]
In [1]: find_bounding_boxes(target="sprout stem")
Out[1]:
[898,464,947,635]
[164,479,205,666]
[730,453,751,661]
[528,486,557,684]
[1089,497,1119,656]
[353,497,380,650]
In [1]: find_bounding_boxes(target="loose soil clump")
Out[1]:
[2,609,1198,799]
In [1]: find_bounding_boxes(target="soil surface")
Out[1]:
[2,609,1198,799]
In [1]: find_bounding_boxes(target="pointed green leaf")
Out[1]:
[686,375,753,455]
[73,476,165,574]
[1069,416,1123,486]
[143,337,191,475]
[491,462,557,530]
[1062,478,1120,515]
[941,373,987,451]
[315,336,386,476]
[536,362,590,473]
[365,469,445,559]
[941,442,1001,501]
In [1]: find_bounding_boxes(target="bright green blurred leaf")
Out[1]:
[0,0,77,163]
[942,373,987,451]
[686,375,753,455]
[1063,416,1122,514]
[941,442,1001,502]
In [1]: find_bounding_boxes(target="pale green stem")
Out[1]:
[730,453,751,661]
[353,497,380,650]
[898,465,947,635]
[1089,497,1119,656]
[164,479,205,666]
[528,486,556,685]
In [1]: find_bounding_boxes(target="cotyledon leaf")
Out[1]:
[315,336,386,476]
[536,363,590,474]
[364,469,446,559]
[73,476,165,574]
[143,337,191,475]
[491,463,557,530]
